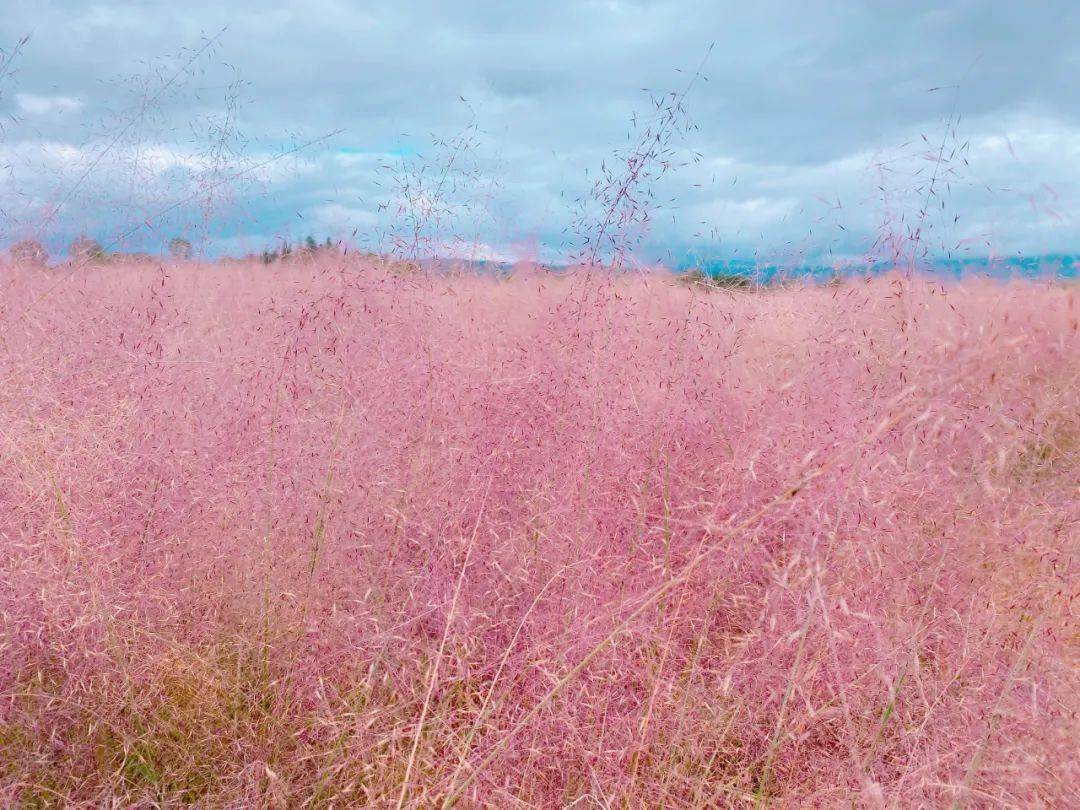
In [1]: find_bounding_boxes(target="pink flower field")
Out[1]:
[0,258,1077,807]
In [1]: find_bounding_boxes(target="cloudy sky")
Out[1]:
[1,0,1077,265]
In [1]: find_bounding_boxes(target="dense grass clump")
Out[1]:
[0,258,1077,806]
[678,267,755,291]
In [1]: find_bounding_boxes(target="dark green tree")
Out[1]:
[168,237,193,260]
[9,238,49,266]
[69,235,106,264]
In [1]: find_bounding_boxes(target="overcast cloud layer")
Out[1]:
[1,0,1078,265]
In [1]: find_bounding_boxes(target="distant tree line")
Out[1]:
[5,234,343,267]
[261,236,336,264]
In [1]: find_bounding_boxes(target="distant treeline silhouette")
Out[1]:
[3,234,345,266]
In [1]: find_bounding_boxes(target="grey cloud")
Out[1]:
[1,0,1077,261]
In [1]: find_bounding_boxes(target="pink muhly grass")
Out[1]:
[0,256,1076,806]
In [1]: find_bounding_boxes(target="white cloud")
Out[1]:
[15,93,83,116]
[308,203,378,233]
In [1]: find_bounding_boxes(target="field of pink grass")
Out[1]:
[0,257,1076,807]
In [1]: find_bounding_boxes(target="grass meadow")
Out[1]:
[0,257,1076,806]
